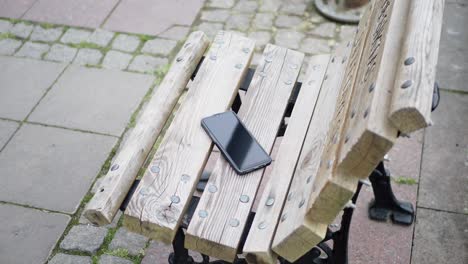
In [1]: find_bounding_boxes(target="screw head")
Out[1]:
[265,57,273,63]
[235,63,243,69]
[210,54,217,60]
[229,218,240,227]
[181,174,190,183]
[110,164,119,171]
[289,63,298,69]
[198,210,208,218]
[240,195,250,203]
[259,71,267,77]
[401,80,413,89]
[170,195,180,204]
[285,80,293,85]
[140,187,149,196]
[404,57,415,66]
[258,221,267,229]
[242,47,250,53]
[266,197,275,206]
[208,185,218,193]
[150,165,160,173]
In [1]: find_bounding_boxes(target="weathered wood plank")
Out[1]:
[271,2,374,260]
[83,31,210,226]
[389,0,445,133]
[123,31,255,243]
[185,44,304,262]
[243,54,330,264]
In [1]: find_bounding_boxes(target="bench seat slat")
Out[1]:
[185,44,304,262]
[83,31,209,226]
[389,0,445,133]
[242,54,330,264]
[123,31,255,243]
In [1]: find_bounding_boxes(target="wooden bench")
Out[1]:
[83,0,444,262]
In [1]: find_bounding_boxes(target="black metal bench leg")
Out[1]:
[368,162,414,225]
[169,228,195,264]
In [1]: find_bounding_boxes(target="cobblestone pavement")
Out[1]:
[0,0,466,264]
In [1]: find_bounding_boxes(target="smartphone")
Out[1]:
[201,111,272,175]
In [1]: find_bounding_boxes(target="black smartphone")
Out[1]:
[201,111,272,175]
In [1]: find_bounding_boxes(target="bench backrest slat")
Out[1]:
[185,44,304,262]
[124,31,255,243]
[242,54,330,264]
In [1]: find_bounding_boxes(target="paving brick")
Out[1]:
[0,20,12,33]
[0,204,69,264]
[412,208,467,264]
[233,0,258,13]
[15,41,50,59]
[60,225,108,254]
[0,119,18,149]
[159,26,190,41]
[141,38,177,56]
[73,48,103,66]
[88,29,115,47]
[259,0,282,12]
[248,31,272,50]
[253,13,274,30]
[418,91,468,214]
[109,228,149,255]
[225,14,252,31]
[280,3,307,15]
[30,25,63,42]
[141,241,173,264]
[274,30,304,50]
[201,10,231,22]
[0,56,66,120]
[128,55,168,73]
[275,15,303,28]
[0,38,22,55]
[112,34,141,53]
[29,65,154,136]
[100,255,133,264]
[104,0,204,36]
[61,28,92,44]
[8,22,34,39]
[45,44,77,62]
[196,22,224,39]
[208,0,235,8]
[309,22,337,38]
[0,124,116,212]
[300,38,331,54]
[102,50,133,70]
[24,0,120,28]
[0,0,36,19]
[49,253,92,264]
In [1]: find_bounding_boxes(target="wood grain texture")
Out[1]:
[389,0,445,133]
[185,44,304,262]
[123,31,255,243]
[271,41,354,262]
[243,54,331,264]
[83,31,209,226]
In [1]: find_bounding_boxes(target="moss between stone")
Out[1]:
[392,176,418,185]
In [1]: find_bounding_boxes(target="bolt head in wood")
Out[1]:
[150,165,160,173]
[289,63,298,69]
[258,221,267,229]
[266,197,275,206]
[198,210,208,218]
[229,218,240,227]
[181,174,190,183]
[208,185,218,193]
[242,47,250,53]
[170,195,180,204]
[240,195,250,203]
[140,188,149,196]
[210,54,217,60]
[404,57,415,66]
[401,80,413,89]
[265,57,273,63]
[110,164,119,171]
[235,63,243,69]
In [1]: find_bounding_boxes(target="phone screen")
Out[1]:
[201,111,272,175]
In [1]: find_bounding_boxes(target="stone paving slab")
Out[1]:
[49,253,92,264]
[0,0,37,19]
[0,56,66,120]
[60,225,108,254]
[418,91,468,214]
[411,208,467,264]
[29,65,154,136]
[23,0,120,28]
[0,203,70,264]
[103,0,204,36]
[0,123,116,213]
[437,1,468,92]
[0,119,18,149]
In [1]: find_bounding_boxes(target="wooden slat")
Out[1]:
[271,1,374,260]
[389,0,445,133]
[83,31,209,226]
[243,54,330,264]
[123,31,255,243]
[185,44,304,262]
[270,42,354,262]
